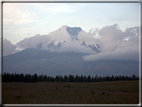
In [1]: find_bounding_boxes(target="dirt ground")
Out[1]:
[2,81,139,104]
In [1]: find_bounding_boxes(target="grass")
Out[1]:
[2,81,139,104]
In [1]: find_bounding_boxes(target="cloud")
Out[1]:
[3,34,51,56]
[3,3,77,25]
[57,41,96,54]
[85,24,139,61]
[89,28,101,39]
[17,34,51,50]
[3,39,17,56]
[83,50,139,62]
[3,3,35,25]
[27,3,77,13]
[15,35,96,54]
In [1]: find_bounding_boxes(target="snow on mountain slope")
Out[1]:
[3,25,100,56]
[77,29,98,48]
[47,25,72,45]
[46,25,99,52]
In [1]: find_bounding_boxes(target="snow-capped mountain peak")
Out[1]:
[47,25,99,52]
[3,25,100,56]
[59,25,68,30]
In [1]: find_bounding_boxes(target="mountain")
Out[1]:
[3,25,100,56]
[14,25,100,55]
[2,25,139,77]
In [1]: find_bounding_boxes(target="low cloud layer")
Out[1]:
[83,50,139,61]
[56,41,96,54]
[16,34,51,50]
[85,24,139,61]
[3,34,51,56]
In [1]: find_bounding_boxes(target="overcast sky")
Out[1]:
[3,3,140,44]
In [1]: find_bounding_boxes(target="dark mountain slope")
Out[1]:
[3,48,139,77]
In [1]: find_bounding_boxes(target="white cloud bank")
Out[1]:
[55,41,96,54]
[84,24,139,61]
[16,34,51,49]
[3,39,17,56]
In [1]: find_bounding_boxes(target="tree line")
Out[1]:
[2,72,139,83]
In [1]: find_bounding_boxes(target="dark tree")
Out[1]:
[64,75,68,82]
[55,75,60,82]
[33,73,38,82]
[87,75,91,82]
[39,74,44,82]
[2,73,139,83]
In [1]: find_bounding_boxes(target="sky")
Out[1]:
[1,1,141,79]
[3,3,140,44]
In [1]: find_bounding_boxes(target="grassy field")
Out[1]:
[2,81,139,104]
